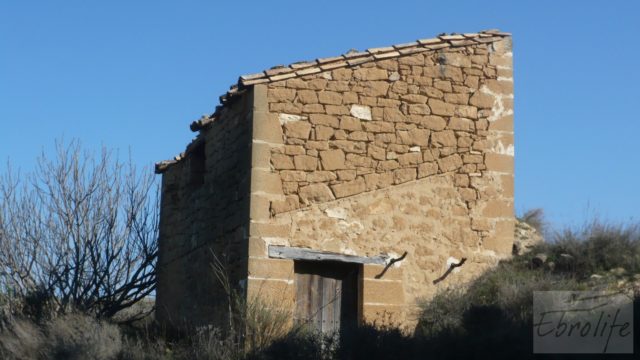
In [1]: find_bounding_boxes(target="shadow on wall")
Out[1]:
[250,300,639,360]
[256,219,640,359]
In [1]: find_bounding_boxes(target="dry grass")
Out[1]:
[2,219,639,359]
[414,219,640,359]
[0,313,122,360]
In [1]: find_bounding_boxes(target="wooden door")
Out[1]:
[294,261,359,334]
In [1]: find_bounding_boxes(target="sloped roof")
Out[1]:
[188,29,510,132]
[156,29,511,173]
[235,30,509,91]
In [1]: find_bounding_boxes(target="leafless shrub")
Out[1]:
[0,140,158,320]
[518,208,546,233]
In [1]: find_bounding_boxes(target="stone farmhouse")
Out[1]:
[155,29,514,333]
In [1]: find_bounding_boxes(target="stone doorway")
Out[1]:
[293,260,360,334]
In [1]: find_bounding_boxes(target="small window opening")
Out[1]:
[190,143,205,188]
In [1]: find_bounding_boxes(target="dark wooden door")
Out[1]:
[294,261,359,334]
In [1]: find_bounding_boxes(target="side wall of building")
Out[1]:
[156,93,253,330]
[246,38,514,329]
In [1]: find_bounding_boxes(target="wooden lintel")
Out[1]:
[268,245,388,265]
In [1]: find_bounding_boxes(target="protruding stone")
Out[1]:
[394,168,417,184]
[331,177,366,198]
[428,99,455,116]
[336,170,357,181]
[531,253,548,268]
[267,195,297,216]
[315,125,334,140]
[318,91,343,105]
[299,183,335,205]
[437,154,463,172]
[350,105,372,120]
[417,162,438,178]
[284,121,311,139]
[280,170,306,181]
[469,91,495,109]
[397,152,422,166]
[340,116,362,131]
[401,94,428,104]
[444,93,469,105]
[367,145,386,160]
[408,104,430,115]
[307,171,337,182]
[382,107,405,122]
[431,130,457,147]
[454,105,478,119]
[448,117,474,131]
[297,90,319,104]
[324,207,348,220]
[271,154,294,170]
[354,68,388,81]
[420,116,447,131]
[363,121,394,133]
[268,88,296,102]
[319,149,346,170]
[364,172,394,190]
[279,113,306,124]
[377,160,400,171]
[346,153,374,167]
[294,155,317,171]
[364,81,390,97]
[310,114,339,128]
[396,129,429,146]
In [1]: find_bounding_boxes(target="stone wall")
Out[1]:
[156,92,253,330]
[247,38,514,327]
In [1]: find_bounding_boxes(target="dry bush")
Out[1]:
[118,338,167,360]
[416,220,640,359]
[210,251,292,354]
[171,326,239,360]
[417,239,598,337]
[116,319,171,360]
[518,208,546,233]
[546,221,640,277]
[246,330,334,360]
[43,314,122,360]
[242,294,292,352]
[0,315,44,359]
[0,313,122,360]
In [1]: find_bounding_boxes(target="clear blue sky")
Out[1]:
[1,1,638,229]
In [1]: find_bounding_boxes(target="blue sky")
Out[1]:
[1,1,638,229]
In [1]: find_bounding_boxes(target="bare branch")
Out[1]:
[0,139,158,321]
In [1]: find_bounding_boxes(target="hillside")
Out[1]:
[2,218,639,359]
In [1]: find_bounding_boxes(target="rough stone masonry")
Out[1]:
[155,30,514,331]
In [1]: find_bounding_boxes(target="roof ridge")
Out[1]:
[234,30,509,88]
[157,29,511,172]
[206,30,510,112]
